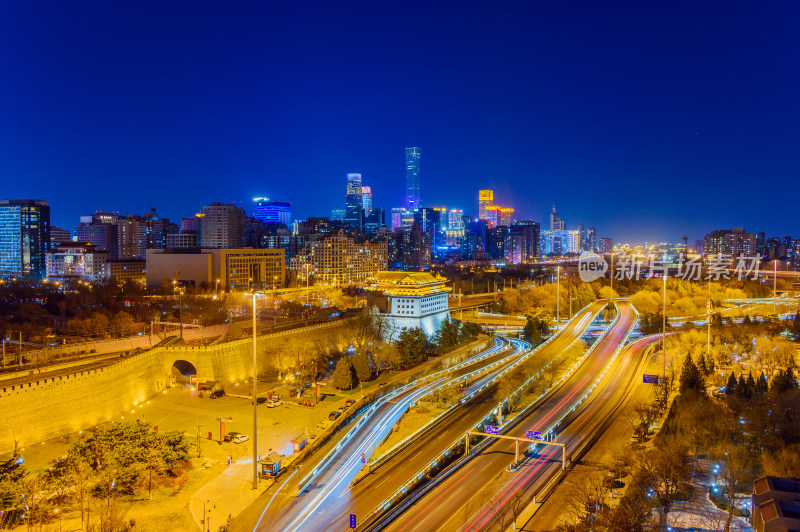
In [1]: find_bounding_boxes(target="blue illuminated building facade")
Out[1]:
[0,199,51,278]
[253,198,292,226]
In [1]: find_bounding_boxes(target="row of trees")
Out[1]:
[330,318,483,389]
[0,421,191,530]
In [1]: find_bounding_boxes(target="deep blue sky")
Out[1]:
[2,2,799,243]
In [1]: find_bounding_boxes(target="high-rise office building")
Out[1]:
[0,199,51,278]
[550,205,565,231]
[200,203,246,248]
[400,225,431,270]
[344,173,364,229]
[50,227,71,247]
[77,212,119,259]
[117,215,148,260]
[390,208,407,230]
[587,227,597,252]
[511,220,540,260]
[253,198,292,226]
[448,209,464,231]
[364,207,385,232]
[181,216,200,233]
[599,238,614,253]
[405,147,421,210]
[478,190,494,221]
[540,230,580,255]
[142,211,175,250]
[361,186,373,217]
[331,207,346,221]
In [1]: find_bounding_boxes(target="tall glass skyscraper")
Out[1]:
[344,173,364,229]
[404,147,421,210]
[0,199,51,278]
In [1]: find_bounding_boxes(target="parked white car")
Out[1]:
[232,434,249,444]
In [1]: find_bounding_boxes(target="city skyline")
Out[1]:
[3,3,799,242]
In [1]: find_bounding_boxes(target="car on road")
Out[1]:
[210,390,225,399]
[254,397,269,405]
[266,398,283,408]
[223,431,240,442]
[328,410,342,421]
[231,434,249,444]
[345,399,356,408]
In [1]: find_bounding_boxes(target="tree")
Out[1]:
[437,318,461,348]
[0,452,26,528]
[792,312,800,339]
[395,328,428,368]
[598,286,618,301]
[331,357,357,390]
[771,367,798,396]
[632,438,694,528]
[724,372,737,395]
[352,352,372,383]
[679,354,704,395]
[735,374,750,400]
[523,316,549,344]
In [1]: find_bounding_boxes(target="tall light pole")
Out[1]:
[662,272,667,378]
[707,299,712,364]
[305,263,310,310]
[252,293,258,490]
[773,260,778,315]
[556,266,560,327]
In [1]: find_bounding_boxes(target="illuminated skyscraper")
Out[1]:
[253,198,292,226]
[550,205,565,231]
[404,147,421,210]
[361,185,373,216]
[344,173,364,229]
[0,199,50,278]
[478,190,493,220]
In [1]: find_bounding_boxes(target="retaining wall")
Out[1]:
[0,319,352,454]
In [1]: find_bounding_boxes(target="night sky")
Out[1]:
[2,2,798,243]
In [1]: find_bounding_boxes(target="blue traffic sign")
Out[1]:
[350,514,356,529]
[643,374,659,384]
[526,430,542,440]
[484,425,499,434]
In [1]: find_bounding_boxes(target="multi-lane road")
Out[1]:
[305,302,607,531]
[251,336,531,531]
[384,302,638,532]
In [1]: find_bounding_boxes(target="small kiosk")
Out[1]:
[259,452,283,477]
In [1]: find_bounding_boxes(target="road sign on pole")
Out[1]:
[349,514,357,529]
[484,425,499,434]
[643,374,659,384]
[526,430,542,440]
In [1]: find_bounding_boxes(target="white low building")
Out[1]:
[365,271,451,341]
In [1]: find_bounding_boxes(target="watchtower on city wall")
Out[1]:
[0,319,352,454]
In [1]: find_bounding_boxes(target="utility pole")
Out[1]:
[252,294,259,490]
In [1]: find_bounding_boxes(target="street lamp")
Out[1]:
[251,292,260,489]
[773,260,779,315]
[556,266,560,327]
[662,272,667,379]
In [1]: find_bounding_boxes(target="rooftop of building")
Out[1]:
[366,271,452,296]
[754,476,800,497]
